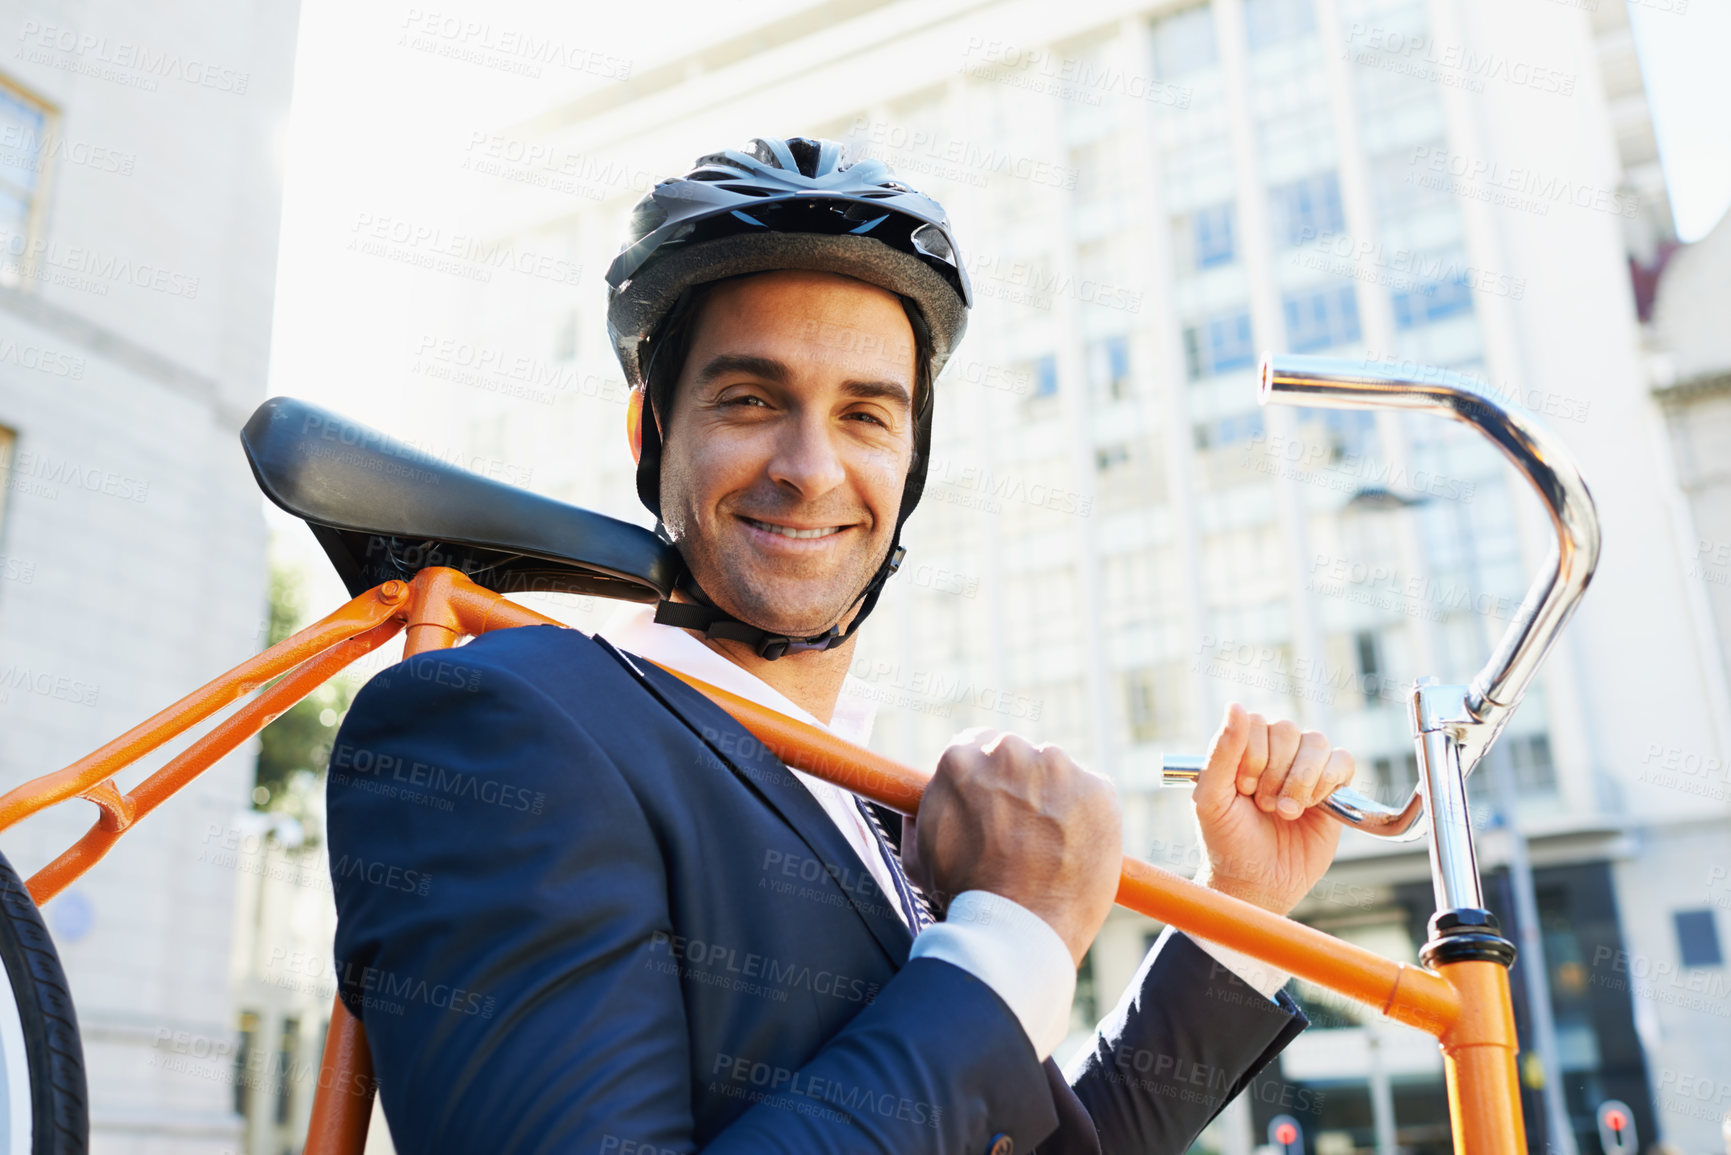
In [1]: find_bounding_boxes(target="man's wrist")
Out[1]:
[909,890,1076,1061]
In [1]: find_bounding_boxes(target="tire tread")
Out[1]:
[0,853,88,1155]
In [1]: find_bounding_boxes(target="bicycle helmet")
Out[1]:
[605,136,972,659]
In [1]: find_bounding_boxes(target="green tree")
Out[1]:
[252,558,353,834]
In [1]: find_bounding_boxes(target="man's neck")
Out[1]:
[696,630,857,724]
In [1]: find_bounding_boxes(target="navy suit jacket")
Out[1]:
[326,625,1305,1154]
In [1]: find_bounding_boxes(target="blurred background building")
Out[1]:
[429,0,1731,1152]
[0,0,301,1151]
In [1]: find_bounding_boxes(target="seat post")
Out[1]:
[304,1000,377,1154]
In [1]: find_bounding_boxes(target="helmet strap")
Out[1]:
[653,537,906,661]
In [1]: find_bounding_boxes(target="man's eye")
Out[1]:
[720,394,769,409]
[847,411,889,428]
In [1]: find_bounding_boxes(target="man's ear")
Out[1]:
[626,387,645,464]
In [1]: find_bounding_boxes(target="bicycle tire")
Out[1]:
[0,850,87,1155]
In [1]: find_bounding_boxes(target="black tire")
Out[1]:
[0,850,87,1154]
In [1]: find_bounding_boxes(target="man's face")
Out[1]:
[658,270,917,639]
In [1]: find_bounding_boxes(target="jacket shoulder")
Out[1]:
[358,624,637,709]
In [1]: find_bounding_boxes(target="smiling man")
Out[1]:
[327,137,1356,1155]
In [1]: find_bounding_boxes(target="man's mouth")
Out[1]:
[740,516,848,541]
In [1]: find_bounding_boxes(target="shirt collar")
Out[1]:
[596,603,878,747]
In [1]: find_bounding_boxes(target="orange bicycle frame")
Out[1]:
[0,564,1524,1155]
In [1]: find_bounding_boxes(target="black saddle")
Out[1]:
[240,396,679,602]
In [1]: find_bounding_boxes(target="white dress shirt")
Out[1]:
[597,604,1285,1061]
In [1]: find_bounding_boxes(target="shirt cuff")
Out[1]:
[908,890,1076,1061]
[1161,925,1290,1001]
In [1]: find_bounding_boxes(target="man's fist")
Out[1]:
[904,728,1121,967]
[1192,704,1354,916]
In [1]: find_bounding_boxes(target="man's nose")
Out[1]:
[766,414,847,499]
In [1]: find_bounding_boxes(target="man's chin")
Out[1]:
[701,581,857,641]
[718,604,847,641]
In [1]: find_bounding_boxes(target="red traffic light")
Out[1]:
[1605,1109,1627,1132]
[1276,1122,1299,1145]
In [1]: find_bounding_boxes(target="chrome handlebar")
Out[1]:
[1162,353,1601,840]
[1160,754,1428,839]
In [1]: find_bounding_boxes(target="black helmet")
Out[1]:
[604,136,971,659]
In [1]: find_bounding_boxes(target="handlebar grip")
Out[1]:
[1160,753,1426,841]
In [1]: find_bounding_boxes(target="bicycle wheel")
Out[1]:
[0,850,87,1154]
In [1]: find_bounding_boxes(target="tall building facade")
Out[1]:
[0,1,301,1150]
[429,0,1729,1151]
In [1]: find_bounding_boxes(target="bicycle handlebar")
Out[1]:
[1163,353,1601,840]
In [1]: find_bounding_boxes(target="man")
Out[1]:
[327,136,1356,1154]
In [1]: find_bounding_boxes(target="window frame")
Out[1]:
[0,72,59,284]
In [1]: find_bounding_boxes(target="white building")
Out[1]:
[0,2,301,1151]
[386,0,1729,1151]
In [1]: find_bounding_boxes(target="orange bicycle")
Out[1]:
[0,352,1598,1154]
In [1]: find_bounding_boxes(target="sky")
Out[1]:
[260,0,1731,606]
[1626,0,1731,242]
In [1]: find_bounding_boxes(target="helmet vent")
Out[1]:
[786,137,822,177]
[910,223,954,264]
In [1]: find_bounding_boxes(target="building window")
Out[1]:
[552,310,579,361]
[1371,752,1419,802]
[275,1017,300,1124]
[1095,442,1130,472]
[234,1011,259,1119]
[1151,4,1219,80]
[1125,665,1183,743]
[1675,909,1723,969]
[1353,629,1383,705]
[1282,284,1361,352]
[1392,274,1474,329]
[1244,0,1317,51]
[1320,409,1376,461]
[1029,353,1058,398]
[1183,309,1255,379]
[1509,733,1555,794]
[0,425,14,533]
[1270,171,1344,247]
[1192,410,1265,450]
[0,77,53,273]
[1086,334,1132,400]
[1193,203,1235,269]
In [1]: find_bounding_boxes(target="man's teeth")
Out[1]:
[746,518,842,540]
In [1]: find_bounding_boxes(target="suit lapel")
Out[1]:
[594,636,915,968]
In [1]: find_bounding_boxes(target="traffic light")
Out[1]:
[1596,1100,1637,1155]
[1268,1114,1303,1155]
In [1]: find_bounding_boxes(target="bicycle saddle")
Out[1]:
[240,396,680,602]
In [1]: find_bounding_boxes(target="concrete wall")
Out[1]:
[0,0,300,1149]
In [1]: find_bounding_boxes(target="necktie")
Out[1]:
[853,797,936,932]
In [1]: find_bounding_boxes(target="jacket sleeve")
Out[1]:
[327,647,1059,1155]
[1063,930,1308,1154]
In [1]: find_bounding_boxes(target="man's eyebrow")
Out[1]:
[693,355,912,409]
[839,379,912,408]
[692,353,790,387]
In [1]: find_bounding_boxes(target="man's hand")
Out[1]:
[1192,703,1354,916]
[903,728,1121,967]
